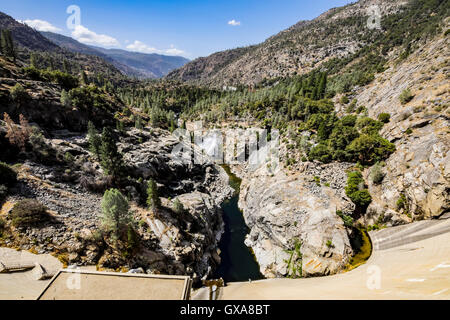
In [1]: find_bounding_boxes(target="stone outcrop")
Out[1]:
[353,35,450,226]
[235,162,354,278]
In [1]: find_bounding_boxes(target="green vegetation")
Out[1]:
[99,127,125,177]
[396,193,408,212]
[9,84,29,102]
[377,113,391,123]
[0,162,17,187]
[399,89,414,105]
[336,210,354,227]
[284,239,303,278]
[173,198,185,215]
[60,89,71,107]
[87,121,102,159]
[345,171,372,208]
[10,199,49,227]
[146,179,161,210]
[0,29,16,62]
[370,162,385,185]
[100,188,133,240]
[308,114,394,165]
[69,85,112,110]
[22,66,79,90]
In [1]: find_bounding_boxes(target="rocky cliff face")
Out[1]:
[0,127,233,283]
[232,161,354,278]
[352,34,450,226]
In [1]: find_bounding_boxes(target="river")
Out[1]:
[213,165,264,283]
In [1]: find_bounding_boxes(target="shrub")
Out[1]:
[10,84,29,102]
[10,199,49,227]
[346,134,395,166]
[345,171,372,208]
[337,210,354,227]
[396,193,407,211]
[349,190,372,208]
[64,152,75,163]
[399,89,414,105]
[3,113,32,151]
[377,113,391,123]
[0,162,17,187]
[370,162,385,185]
[340,95,349,104]
[173,198,185,214]
[309,143,332,163]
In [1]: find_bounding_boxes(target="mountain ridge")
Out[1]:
[40,31,190,79]
[166,0,412,87]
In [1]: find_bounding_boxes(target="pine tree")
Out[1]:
[60,89,71,107]
[1,29,15,61]
[146,179,161,210]
[317,72,327,99]
[100,188,132,240]
[80,71,88,86]
[30,53,37,68]
[135,115,143,130]
[99,127,124,177]
[63,59,70,74]
[87,121,101,159]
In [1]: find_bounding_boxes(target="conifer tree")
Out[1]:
[99,127,124,177]
[87,121,101,159]
[100,188,132,240]
[146,179,161,210]
[60,89,71,107]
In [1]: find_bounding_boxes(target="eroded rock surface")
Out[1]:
[236,162,354,278]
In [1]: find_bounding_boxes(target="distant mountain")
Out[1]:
[39,31,106,57]
[91,46,190,79]
[40,31,189,79]
[39,31,143,78]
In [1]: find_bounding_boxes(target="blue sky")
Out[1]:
[1,0,354,59]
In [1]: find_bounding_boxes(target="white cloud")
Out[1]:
[228,20,241,26]
[126,40,158,53]
[71,25,120,47]
[21,19,62,33]
[126,41,185,56]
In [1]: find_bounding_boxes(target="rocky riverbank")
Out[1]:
[230,161,355,278]
[0,127,233,283]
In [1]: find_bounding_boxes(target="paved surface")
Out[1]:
[0,248,62,300]
[220,216,450,300]
[38,270,191,300]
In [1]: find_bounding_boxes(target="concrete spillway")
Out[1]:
[219,215,450,300]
